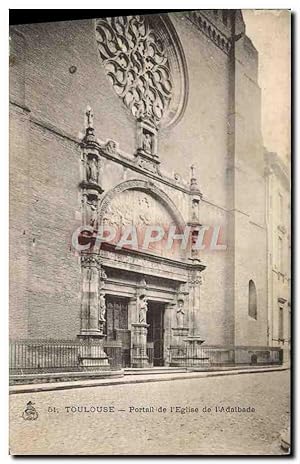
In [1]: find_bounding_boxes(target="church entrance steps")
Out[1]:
[9,366,288,395]
[186,364,285,372]
[124,367,187,375]
[9,369,124,387]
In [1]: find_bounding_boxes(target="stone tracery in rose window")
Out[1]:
[95,15,173,127]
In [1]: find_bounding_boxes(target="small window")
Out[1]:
[248,280,257,320]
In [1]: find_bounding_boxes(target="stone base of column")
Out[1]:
[131,348,149,368]
[169,327,190,366]
[172,327,189,339]
[183,335,208,367]
[131,323,150,368]
[77,334,110,371]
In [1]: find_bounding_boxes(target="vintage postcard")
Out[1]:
[9,9,291,455]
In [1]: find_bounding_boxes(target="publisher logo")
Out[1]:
[22,401,38,421]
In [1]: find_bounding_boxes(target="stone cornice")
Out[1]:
[100,242,206,273]
[186,11,232,55]
[9,99,31,114]
[26,107,192,195]
[249,220,266,230]
[92,140,192,195]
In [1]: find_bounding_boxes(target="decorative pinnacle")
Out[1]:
[190,164,196,180]
[84,106,96,143]
[86,106,94,129]
[190,164,202,196]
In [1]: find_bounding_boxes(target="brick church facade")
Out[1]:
[10,11,281,370]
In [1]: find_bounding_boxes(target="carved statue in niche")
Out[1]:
[87,197,98,229]
[87,157,99,184]
[89,265,99,328]
[191,198,200,224]
[176,299,185,327]
[138,295,148,323]
[99,292,106,323]
[191,229,199,250]
[142,132,152,154]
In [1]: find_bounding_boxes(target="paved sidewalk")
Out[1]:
[10,370,290,455]
[10,365,288,395]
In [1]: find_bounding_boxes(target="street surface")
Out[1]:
[9,370,290,455]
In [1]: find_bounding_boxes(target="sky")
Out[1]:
[243,10,291,161]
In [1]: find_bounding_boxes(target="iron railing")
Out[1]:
[147,342,154,366]
[103,340,123,370]
[9,339,284,373]
[131,344,146,368]
[169,344,283,368]
[9,339,123,374]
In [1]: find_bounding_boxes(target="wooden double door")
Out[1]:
[105,296,165,367]
[105,296,131,367]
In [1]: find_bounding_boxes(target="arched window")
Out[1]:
[248,280,257,320]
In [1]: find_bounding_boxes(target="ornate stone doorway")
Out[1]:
[146,301,165,366]
[78,176,206,369]
[105,295,131,367]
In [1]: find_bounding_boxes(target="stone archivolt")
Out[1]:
[96,15,173,127]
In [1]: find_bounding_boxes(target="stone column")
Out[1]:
[128,297,137,328]
[172,328,190,345]
[170,286,190,367]
[183,269,208,367]
[130,278,150,367]
[76,110,109,370]
[131,322,149,368]
[78,254,109,369]
[189,270,203,337]
[163,303,175,366]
